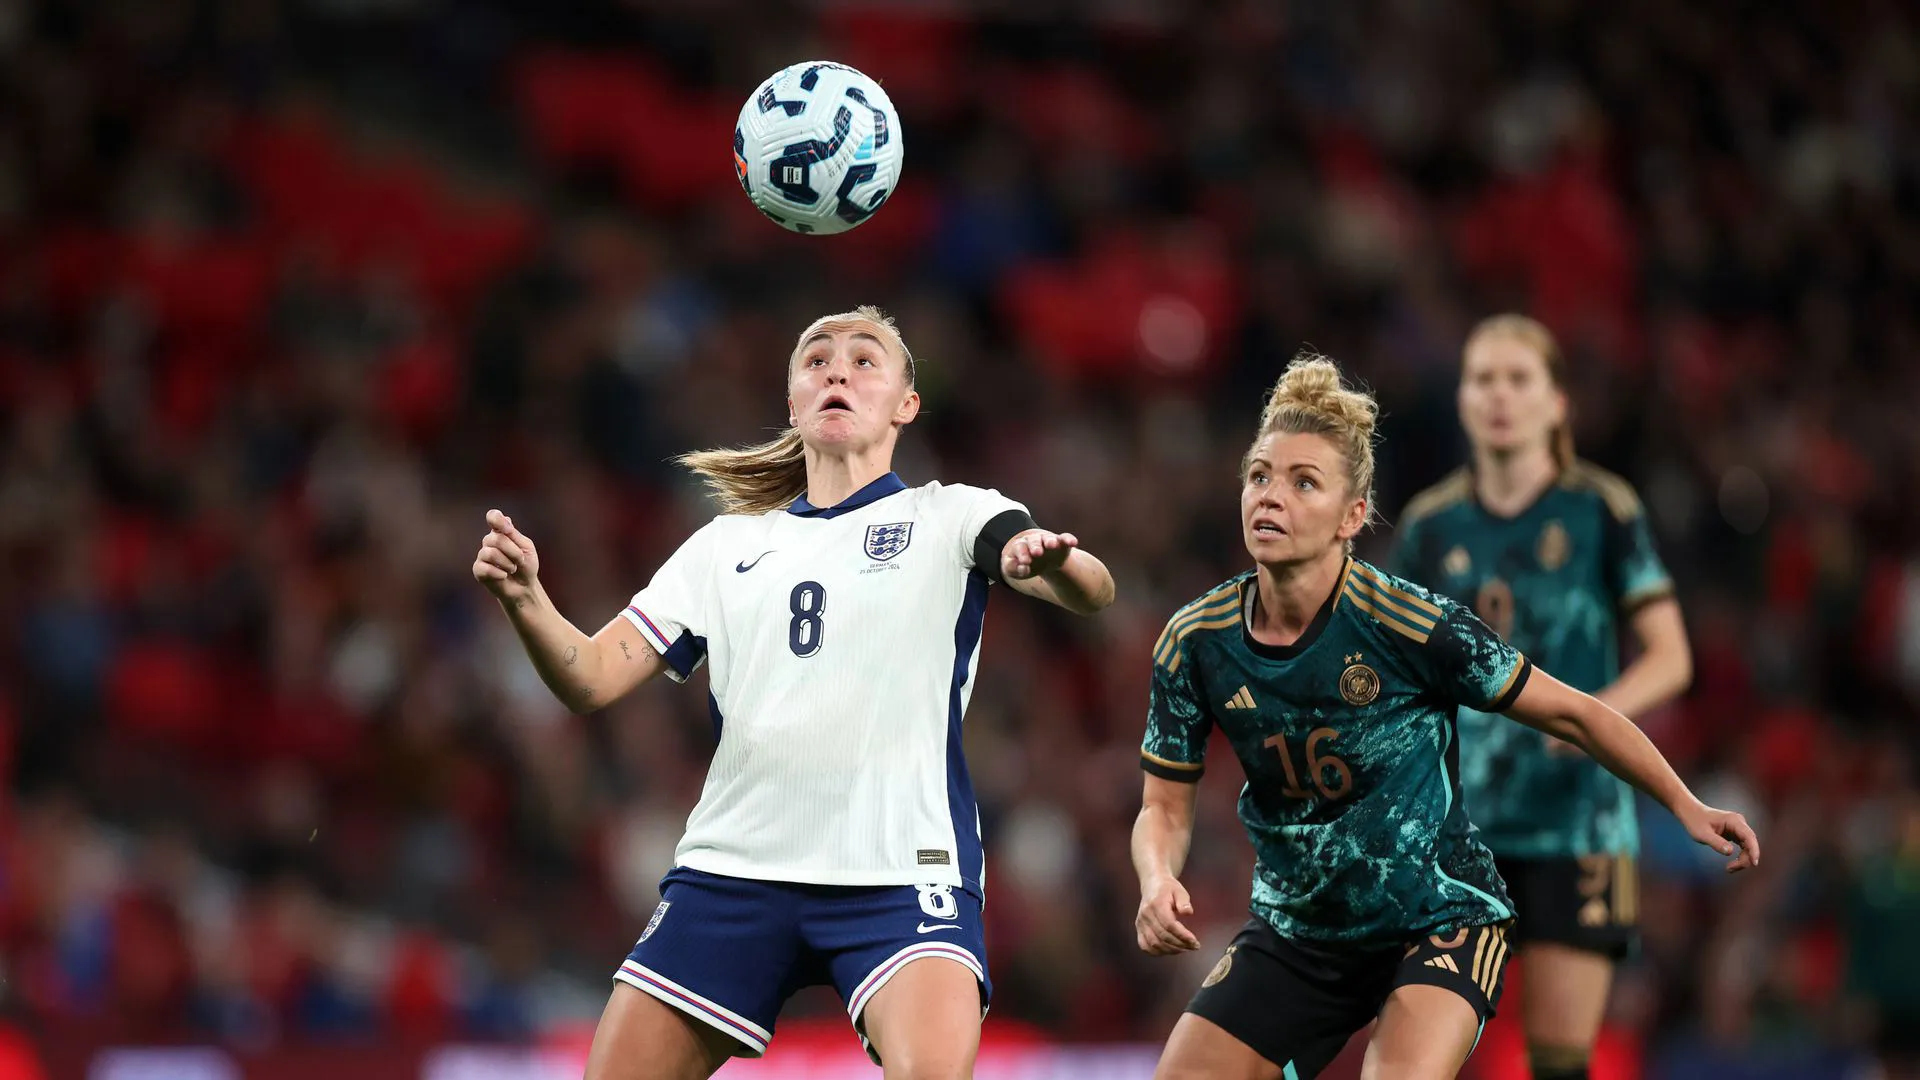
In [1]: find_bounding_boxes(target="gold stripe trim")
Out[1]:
[1344,589,1431,644]
[1168,579,1237,614]
[1169,592,1239,632]
[1349,564,1444,619]
[1480,928,1509,997]
[1140,749,1203,772]
[1329,558,1354,615]
[1346,577,1441,631]
[1345,577,1438,637]
[1564,461,1643,522]
[1154,586,1239,649]
[1166,613,1244,674]
[1490,658,1528,708]
[1155,601,1236,665]
[1153,593,1241,666]
[1470,926,1490,987]
[1170,586,1240,626]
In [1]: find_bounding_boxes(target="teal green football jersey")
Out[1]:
[1140,559,1531,945]
[1388,461,1674,858]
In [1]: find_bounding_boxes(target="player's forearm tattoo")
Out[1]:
[619,640,633,661]
[564,645,579,666]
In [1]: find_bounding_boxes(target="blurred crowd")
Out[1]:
[2,0,1919,1074]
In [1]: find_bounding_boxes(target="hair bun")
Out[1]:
[1261,353,1379,442]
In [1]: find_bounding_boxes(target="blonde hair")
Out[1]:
[1245,352,1381,534]
[677,306,915,516]
[1463,313,1574,469]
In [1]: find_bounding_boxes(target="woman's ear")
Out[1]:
[1336,497,1369,541]
[893,390,921,427]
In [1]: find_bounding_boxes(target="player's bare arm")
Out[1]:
[1131,775,1203,955]
[1000,528,1115,614]
[473,509,667,712]
[1592,596,1692,719]
[1502,670,1758,871]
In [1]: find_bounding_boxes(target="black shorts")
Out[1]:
[1186,918,1512,1078]
[1496,854,1637,960]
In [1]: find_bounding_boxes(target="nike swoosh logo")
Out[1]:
[735,550,775,573]
[916,922,961,934]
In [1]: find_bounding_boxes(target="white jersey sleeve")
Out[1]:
[620,520,719,683]
[946,484,1031,573]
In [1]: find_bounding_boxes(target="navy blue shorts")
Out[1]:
[614,867,991,1060]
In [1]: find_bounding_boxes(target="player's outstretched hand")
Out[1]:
[1136,876,1202,955]
[1002,529,1078,581]
[1681,800,1760,873]
[473,509,542,606]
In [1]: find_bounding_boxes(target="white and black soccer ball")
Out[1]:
[733,61,902,236]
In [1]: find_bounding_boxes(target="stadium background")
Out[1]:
[3,0,1918,1077]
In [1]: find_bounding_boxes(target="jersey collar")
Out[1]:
[787,471,908,519]
[1241,558,1350,661]
[1468,462,1564,522]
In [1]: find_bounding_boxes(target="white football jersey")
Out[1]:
[619,473,1027,895]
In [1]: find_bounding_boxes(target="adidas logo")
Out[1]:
[1424,955,1461,974]
[1223,686,1257,710]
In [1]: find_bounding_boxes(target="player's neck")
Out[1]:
[1472,446,1559,518]
[803,444,895,509]
[1252,552,1346,645]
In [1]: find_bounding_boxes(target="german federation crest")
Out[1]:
[1340,657,1381,706]
[1203,945,1236,987]
[864,522,913,561]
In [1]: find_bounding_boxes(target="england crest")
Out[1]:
[637,900,671,944]
[864,522,913,562]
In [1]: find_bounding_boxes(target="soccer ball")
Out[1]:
[733,61,902,236]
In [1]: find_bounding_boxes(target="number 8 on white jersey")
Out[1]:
[619,475,1029,896]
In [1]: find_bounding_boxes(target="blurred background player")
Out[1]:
[1388,315,1691,1080]
[1130,356,1753,1080]
[471,306,1115,1080]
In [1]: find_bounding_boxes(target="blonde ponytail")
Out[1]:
[676,428,810,516]
[677,305,915,517]
[1246,352,1381,530]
